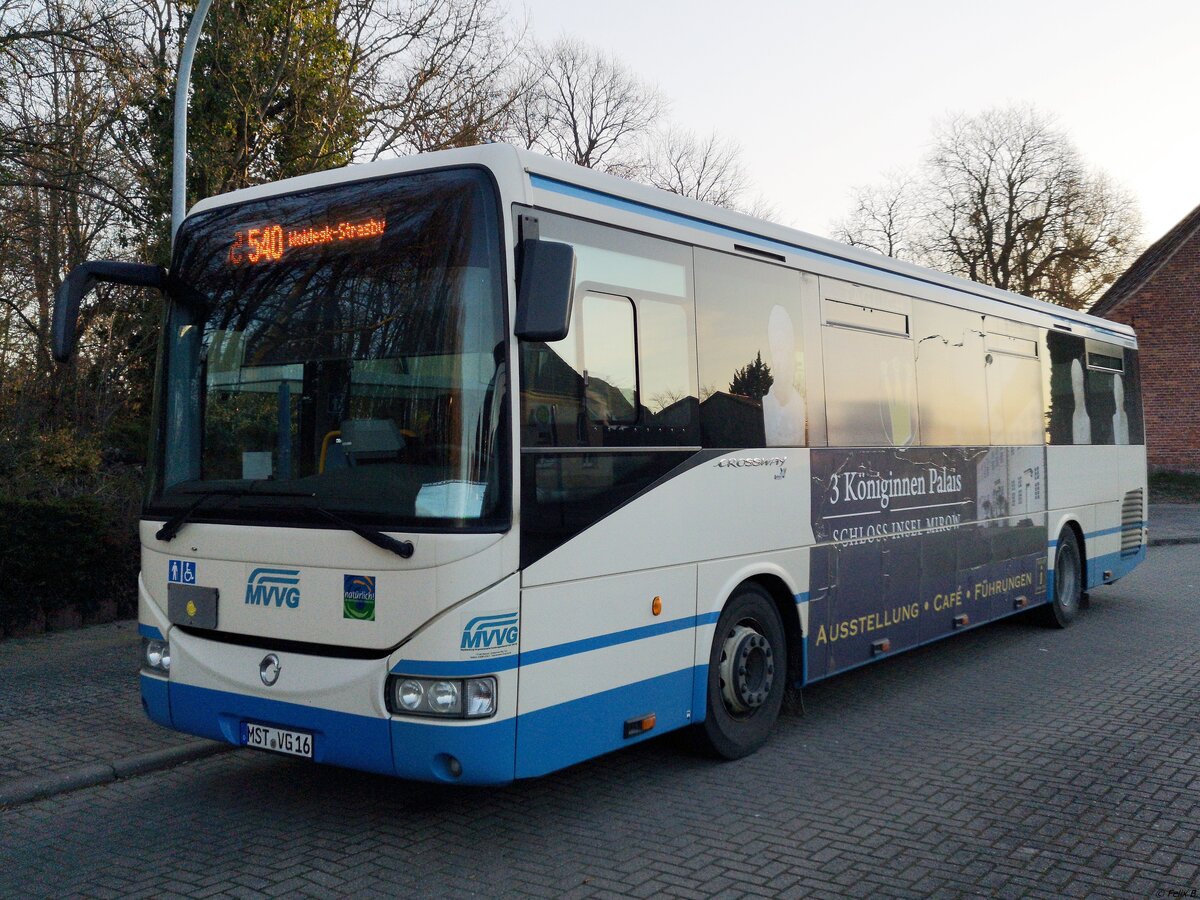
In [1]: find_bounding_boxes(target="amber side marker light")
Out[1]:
[624,713,656,739]
[1014,596,1029,610]
[651,596,662,616]
[871,639,891,656]
[953,614,970,628]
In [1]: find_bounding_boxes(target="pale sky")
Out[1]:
[513,0,1200,245]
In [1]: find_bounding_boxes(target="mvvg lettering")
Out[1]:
[245,567,301,609]
[461,612,519,651]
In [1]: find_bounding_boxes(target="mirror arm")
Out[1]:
[53,261,167,362]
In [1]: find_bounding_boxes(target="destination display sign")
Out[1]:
[228,214,386,267]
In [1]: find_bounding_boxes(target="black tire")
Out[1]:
[697,583,787,759]
[1043,527,1083,628]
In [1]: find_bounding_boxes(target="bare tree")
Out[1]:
[640,125,777,218]
[356,0,532,159]
[835,106,1142,309]
[0,0,144,427]
[832,172,918,260]
[519,37,662,173]
[643,126,747,207]
[922,107,1141,308]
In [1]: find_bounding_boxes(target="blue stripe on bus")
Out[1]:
[139,623,164,640]
[529,174,1134,343]
[391,656,520,677]
[163,681,520,784]
[169,682,398,776]
[391,716,517,784]
[1048,522,1146,550]
[158,669,711,784]
[515,667,695,778]
[1085,546,1146,589]
[391,592,810,677]
[140,673,172,728]
[519,614,701,667]
[1045,542,1144,600]
[1086,524,1145,540]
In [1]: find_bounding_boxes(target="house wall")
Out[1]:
[1102,232,1200,472]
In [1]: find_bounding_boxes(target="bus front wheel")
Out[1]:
[698,584,786,759]
[1043,527,1083,628]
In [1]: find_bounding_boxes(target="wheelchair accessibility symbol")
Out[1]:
[168,560,196,585]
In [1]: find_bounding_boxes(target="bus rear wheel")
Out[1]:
[698,584,786,759]
[1043,527,1083,628]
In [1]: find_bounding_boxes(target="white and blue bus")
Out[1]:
[54,144,1147,783]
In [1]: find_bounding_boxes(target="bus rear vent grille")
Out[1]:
[1121,488,1145,556]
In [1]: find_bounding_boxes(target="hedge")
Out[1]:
[0,496,140,636]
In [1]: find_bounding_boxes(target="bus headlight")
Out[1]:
[142,638,171,673]
[429,681,460,714]
[397,679,424,711]
[387,675,496,719]
[465,677,496,717]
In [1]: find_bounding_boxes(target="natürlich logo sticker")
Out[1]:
[343,575,376,621]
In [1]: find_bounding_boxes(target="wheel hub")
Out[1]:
[1058,545,1079,610]
[719,624,775,714]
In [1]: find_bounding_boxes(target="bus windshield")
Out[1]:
[148,167,509,530]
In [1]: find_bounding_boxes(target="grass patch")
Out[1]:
[1149,471,1200,503]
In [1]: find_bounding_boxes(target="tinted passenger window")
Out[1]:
[695,249,807,447]
[984,325,1042,445]
[1085,368,1117,445]
[1121,348,1145,445]
[821,285,917,448]
[581,294,637,423]
[1046,331,1087,444]
[1046,333,1142,445]
[640,299,693,427]
[912,301,988,446]
[518,209,697,449]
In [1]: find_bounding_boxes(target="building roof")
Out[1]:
[1091,202,1200,316]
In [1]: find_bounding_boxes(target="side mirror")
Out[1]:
[53,261,167,361]
[514,239,576,343]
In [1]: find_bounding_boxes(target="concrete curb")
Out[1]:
[0,741,233,809]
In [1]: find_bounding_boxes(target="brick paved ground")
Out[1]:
[2,544,1199,898]
[0,621,204,785]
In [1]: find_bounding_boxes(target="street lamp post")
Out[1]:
[171,0,216,247]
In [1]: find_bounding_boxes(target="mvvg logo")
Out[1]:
[245,567,301,609]
[460,612,518,652]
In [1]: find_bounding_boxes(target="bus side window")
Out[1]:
[580,293,637,424]
[518,207,697,449]
[1084,340,1128,446]
[1046,332,1140,446]
[912,301,988,446]
[695,248,807,448]
[1121,347,1145,445]
[1045,331,1087,445]
[983,326,1042,446]
[638,298,694,429]
[820,284,918,448]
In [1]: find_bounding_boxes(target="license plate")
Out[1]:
[241,722,313,758]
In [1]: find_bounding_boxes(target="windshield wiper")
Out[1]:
[155,486,315,542]
[311,506,415,559]
[156,488,414,559]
